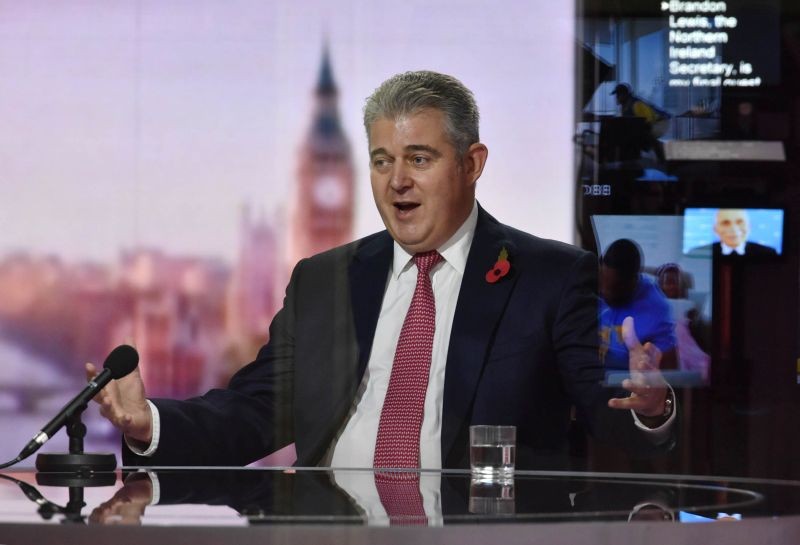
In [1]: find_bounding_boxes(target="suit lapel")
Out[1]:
[294,234,391,466]
[441,207,520,464]
[348,231,393,381]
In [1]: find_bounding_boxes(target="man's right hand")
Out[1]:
[86,362,153,446]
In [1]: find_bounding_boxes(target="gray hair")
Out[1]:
[363,71,480,156]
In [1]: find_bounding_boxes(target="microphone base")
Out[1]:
[36,452,117,473]
[36,471,117,488]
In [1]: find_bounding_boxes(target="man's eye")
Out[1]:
[373,159,389,169]
[412,156,429,166]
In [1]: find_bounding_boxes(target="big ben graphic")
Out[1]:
[288,46,354,269]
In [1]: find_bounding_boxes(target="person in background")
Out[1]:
[656,263,709,383]
[599,239,677,372]
[611,83,671,162]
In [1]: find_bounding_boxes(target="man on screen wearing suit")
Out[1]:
[88,71,674,472]
[711,209,777,258]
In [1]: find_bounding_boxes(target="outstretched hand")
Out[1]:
[607,316,668,418]
[86,362,153,445]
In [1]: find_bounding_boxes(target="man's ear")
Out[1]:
[463,142,488,185]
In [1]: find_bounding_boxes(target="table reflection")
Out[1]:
[0,467,789,528]
[90,472,151,525]
[468,477,515,515]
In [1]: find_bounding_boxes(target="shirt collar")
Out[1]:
[392,200,478,279]
[721,241,746,255]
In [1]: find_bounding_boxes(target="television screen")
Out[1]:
[593,214,712,387]
[682,208,784,257]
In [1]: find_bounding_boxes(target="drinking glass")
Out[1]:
[469,425,516,480]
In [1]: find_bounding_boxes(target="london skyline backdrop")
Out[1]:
[0,0,576,264]
[0,0,576,465]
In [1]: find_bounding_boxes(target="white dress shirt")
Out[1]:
[328,203,478,469]
[721,241,746,255]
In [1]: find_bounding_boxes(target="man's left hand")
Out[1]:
[608,316,668,418]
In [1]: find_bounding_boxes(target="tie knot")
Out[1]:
[414,251,442,276]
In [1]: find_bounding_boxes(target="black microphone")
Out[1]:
[17,345,139,461]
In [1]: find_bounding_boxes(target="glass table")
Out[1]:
[1,466,799,543]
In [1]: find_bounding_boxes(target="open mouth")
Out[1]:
[394,202,420,213]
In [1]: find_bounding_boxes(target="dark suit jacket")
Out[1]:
[712,241,778,258]
[124,206,668,469]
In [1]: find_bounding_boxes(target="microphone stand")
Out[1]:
[36,403,117,473]
[0,470,116,525]
[37,481,85,525]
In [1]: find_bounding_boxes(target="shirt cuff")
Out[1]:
[148,469,161,505]
[130,469,161,506]
[124,400,161,457]
[631,385,676,444]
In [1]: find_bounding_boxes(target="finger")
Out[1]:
[100,395,118,415]
[623,371,665,388]
[93,389,107,406]
[608,395,648,411]
[85,362,98,381]
[98,400,120,423]
[643,342,663,369]
[621,378,667,398]
[628,351,651,373]
[621,378,651,396]
[621,316,643,351]
[93,377,117,406]
[93,384,114,406]
[99,395,131,430]
[610,388,668,416]
[108,409,138,435]
[99,409,130,432]
[609,394,661,414]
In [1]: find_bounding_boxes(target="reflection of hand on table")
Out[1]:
[89,473,153,526]
[607,317,671,425]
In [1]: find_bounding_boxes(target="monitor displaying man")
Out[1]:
[683,208,783,258]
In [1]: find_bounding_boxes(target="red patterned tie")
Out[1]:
[374,250,442,469]
[374,250,441,525]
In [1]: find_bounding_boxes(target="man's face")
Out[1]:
[600,265,638,307]
[714,209,749,249]
[368,109,486,253]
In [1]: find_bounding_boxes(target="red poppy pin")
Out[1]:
[485,247,511,283]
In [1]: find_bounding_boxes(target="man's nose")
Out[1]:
[388,163,413,192]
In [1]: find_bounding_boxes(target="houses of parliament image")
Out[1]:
[0,48,354,421]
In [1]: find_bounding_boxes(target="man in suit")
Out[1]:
[88,71,673,471]
[711,209,777,258]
